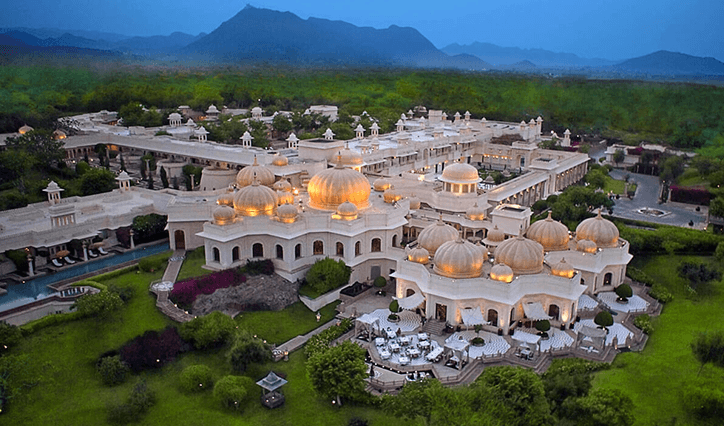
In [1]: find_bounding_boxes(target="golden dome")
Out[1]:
[236,157,275,187]
[433,238,485,279]
[212,205,236,225]
[407,246,430,264]
[277,203,298,223]
[551,257,575,278]
[335,145,364,167]
[490,263,514,283]
[485,225,506,243]
[233,180,278,216]
[409,195,421,210]
[18,124,34,134]
[494,236,544,275]
[271,155,289,167]
[576,239,598,253]
[53,129,67,140]
[307,164,371,211]
[277,190,294,206]
[440,162,481,184]
[335,201,359,221]
[373,178,391,192]
[273,178,292,192]
[217,192,235,207]
[526,212,569,251]
[417,218,459,255]
[466,202,486,221]
[575,210,619,248]
[383,186,402,203]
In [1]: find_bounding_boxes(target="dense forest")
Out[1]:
[2,65,724,155]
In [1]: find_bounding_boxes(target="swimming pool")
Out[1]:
[0,242,170,313]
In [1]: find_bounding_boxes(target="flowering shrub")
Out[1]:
[119,327,184,372]
[669,185,713,205]
[170,268,247,306]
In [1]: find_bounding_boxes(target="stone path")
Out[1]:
[275,318,340,354]
[150,250,194,322]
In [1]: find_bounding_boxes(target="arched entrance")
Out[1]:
[406,288,415,297]
[548,304,560,321]
[435,303,447,321]
[487,309,499,327]
[174,230,185,250]
[603,272,613,287]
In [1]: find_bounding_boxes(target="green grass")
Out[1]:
[235,301,340,345]
[593,254,724,425]
[677,168,709,187]
[176,247,212,281]
[603,176,626,194]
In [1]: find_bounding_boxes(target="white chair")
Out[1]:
[64,256,76,264]
[98,247,108,255]
[52,258,63,267]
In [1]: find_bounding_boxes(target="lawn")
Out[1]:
[176,247,212,281]
[235,301,340,345]
[593,254,724,425]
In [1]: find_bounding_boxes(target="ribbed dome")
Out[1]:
[526,212,569,251]
[433,238,485,279]
[576,239,598,253]
[213,205,236,225]
[417,219,459,255]
[494,236,544,275]
[575,210,619,248]
[277,203,298,223]
[407,246,430,264]
[236,157,275,187]
[383,186,402,203]
[466,202,486,221]
[440,163,482,184]
[486,226,505,243]
[273,179,292,192]
[233,180,278,216]
[335,201,359,221]
[409,195,421,210]
[18,124,34,134]
[307,164,371,210]
[271,155,289,167]
[217,192,235,207]
[373,178,391,192]
[336,145,364,167]
[276,190,294,206]
[490,263,514,283]
[551,257,575,278]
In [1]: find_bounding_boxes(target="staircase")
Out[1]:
[422,319,446,335]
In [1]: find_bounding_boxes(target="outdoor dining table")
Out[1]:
[419,340,431,349]
[408,347,421,358]
[520,348,532,359]
[425,347,444,362]
[386,329,397,339]
[379,349,391,360]
[398,355,410,366]
[390,342,401,353]
[417,332,429,341]
[399,336,411,346]
[375,337,386,346]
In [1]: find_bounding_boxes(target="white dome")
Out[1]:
[494,236,544,275]
[273,179,292,192]
[213,205,236,225]
[526,211,569,251]
[576,210,619,248]
[307,164,371,211]
[233,180,278,217]
[440,162,482,184]
[466,202,486,221]
[335,201,359,221]
[433,238,485,279]
[490,263,514,283]
[417,219,459,255]
[407,246,430,264]
[277,203,298,223]
[236,157,275,187]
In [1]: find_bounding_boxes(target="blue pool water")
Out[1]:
[0,242,170,313]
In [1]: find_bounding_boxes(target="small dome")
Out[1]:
[409,195,421,210]
[526,212,569,251]
[440,162,481,184]
[490,263,514,283]
[233,180,278,216]
[335,201,359,221]
[485,225,505,243]
[417,218,459,255]
[407,246,430,264]
[53,129,67,140]
[236,157,275,188]
[213,205,236,225]
[575,210,619,248]
[273,179,292,192]
[373,178,391,192]
[494,236,544,275]
[551,258,575,278]
[18,124,34,134]
[335,145,364,167]
[217,192,235,207]
[383,186,402,203]
[433,239,485,279]
[576,239,598,254]
[276,190,294,206]
[466,202,486,221]
[307,164,371,211]
[271,155,289,167]
[277,203,298,223]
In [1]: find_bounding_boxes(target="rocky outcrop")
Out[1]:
[192,274,299,317]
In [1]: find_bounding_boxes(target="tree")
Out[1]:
[73,291,123,318]
[0,322,23,354]
[4,130,65,169]
[383,379,454,426]
[614,284,633,301]
[305,257,351,295]
[710,197,724,218]
[80,168,116,196]
[542,359,603,415]
[213,375,254,411]
[131,213,167,243]
[594,311,614,329]
[677,260,722,294]
[226,329,270,372]
[271,113,293,136]
[180,365,213,393]
[307,340,367,406]
[659,155,685,183]
[715,242,724,262]
[691,331,724,374]
[584,169,607,190]
[182,164,203,190]
[97,355,130,386]
[613,149,625,167]
[0,354,43,411]
[248,119,270,147]
[535,320,551,334]
[179,311,236,350]
[160,167,169,188]
[560,388,634,426]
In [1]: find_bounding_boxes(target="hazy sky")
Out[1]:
[3,0,722,60]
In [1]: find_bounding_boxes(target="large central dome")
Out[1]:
[307,164,371,210]
[575,210,619,248]
[433,238,485,279]
[233,180,278,216]
[440,162,482,184]
[494,235,544,275]
[526,211,569,251]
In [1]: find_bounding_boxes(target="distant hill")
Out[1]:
[183,5,490,69]
[442,42,615,68]
[612,50,724,75]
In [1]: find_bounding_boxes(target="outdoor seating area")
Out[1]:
[597,292,649,313]
[375,330,435,366]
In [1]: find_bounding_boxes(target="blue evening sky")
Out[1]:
[2,0,722,61]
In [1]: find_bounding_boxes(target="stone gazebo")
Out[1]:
[257,371,287,409]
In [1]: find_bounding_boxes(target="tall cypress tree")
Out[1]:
[160,167,169,188]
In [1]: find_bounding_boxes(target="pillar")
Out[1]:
[27,254,34,277]
[130,230,135,249]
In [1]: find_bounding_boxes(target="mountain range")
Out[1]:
[2,5,723,77]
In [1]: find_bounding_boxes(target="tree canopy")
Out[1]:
[306,340,367,405]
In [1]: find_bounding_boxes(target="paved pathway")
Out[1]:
[151,250,195,322]
[275,318,340,354]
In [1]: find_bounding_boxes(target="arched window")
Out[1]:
[276,244,284,260]
[603,272,613,286]
[510,307,515,324]
[252,243,263,258]
[392,235,398,247]
[336,242,344,257]
[213,247,220,262]
[487,309,498,327]
[371,238,381,252]
[295,244,302,259]
[232,246,240,262]
[355,241,361,256]
[313,240,324,255]
[406,288,415,297]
